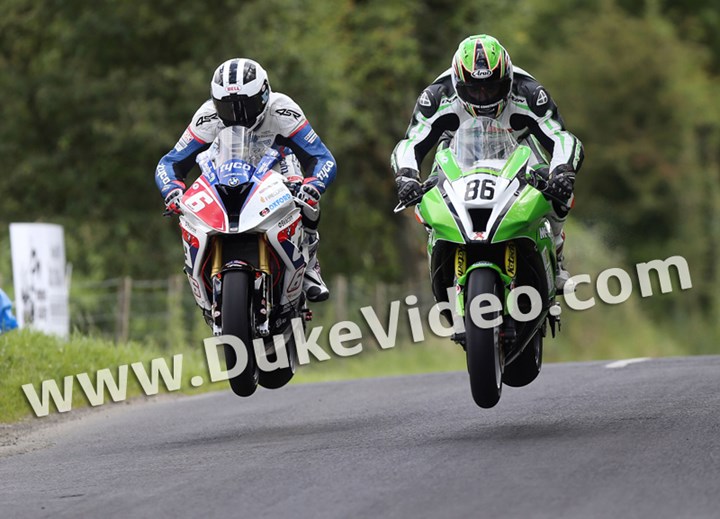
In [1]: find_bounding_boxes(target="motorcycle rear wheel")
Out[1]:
[221,270,259,397]
[258,332,298,389]
[503,330,543,387]
[465,269,503,408]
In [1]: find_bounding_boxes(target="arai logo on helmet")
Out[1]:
[471,69,493,79]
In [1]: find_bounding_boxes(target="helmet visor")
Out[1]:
[456,77,511,108]
[213,90,268,127]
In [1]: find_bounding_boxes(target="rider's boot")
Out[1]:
[555,232,571,292]
[548,205,573,293]
[303,229,329,302]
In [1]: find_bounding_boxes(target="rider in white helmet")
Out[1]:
[155,58,335,302]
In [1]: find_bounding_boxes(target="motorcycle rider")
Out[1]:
[391,34,583,293]
[155,58,336,302]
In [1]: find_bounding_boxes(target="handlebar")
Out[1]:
[526,167,572,210]
[294,196,319,213]
[393,177,438,213]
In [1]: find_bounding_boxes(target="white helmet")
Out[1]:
[211,58,271,129]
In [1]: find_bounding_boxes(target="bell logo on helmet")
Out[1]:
[471,69,493,79]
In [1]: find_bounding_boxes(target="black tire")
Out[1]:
[221,270,258,397]
[465,269,504,408]
[258,332,298,389]
[503,330,543,387]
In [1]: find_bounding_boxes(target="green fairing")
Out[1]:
[418,187,464,244]
[493,186,553,243]
[438,145,530,182]
[456,262,512,317]
[536,227,557,299]
[500,146,531,180]
[436,149,462,181]
[466,167,501,176]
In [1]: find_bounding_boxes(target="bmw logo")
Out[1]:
[228,177,239,186]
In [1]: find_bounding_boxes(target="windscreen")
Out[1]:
[452,117,519,170]
[215,126,267,166]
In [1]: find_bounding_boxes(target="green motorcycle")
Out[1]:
[396,117,561,409]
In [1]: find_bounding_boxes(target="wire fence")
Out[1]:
[69,275,438,348]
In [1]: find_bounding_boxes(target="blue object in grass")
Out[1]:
[0,288,18,333]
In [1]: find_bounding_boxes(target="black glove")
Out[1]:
[544,165,575,206]
[395,168,423,206]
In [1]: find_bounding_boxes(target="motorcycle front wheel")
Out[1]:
[221,270,259,397]
[465,268,503,408]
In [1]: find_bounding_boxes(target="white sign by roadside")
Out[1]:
[9,223,69,338]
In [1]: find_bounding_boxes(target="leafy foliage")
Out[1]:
[0,0,718,322]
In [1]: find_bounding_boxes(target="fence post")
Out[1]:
[115,276,132,344]
[335,275,348,323]
[166,274,185,348]
[374,282,388,324]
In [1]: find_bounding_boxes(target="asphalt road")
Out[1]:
[1,356,719,518]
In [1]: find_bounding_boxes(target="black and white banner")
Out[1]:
[9,223,69,338]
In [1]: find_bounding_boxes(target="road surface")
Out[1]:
[1,356,719,518]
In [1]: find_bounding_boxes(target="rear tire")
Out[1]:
[221,270,258,397]
[465,269,503,408]
[503,330,543,387]
[258,332,298,389]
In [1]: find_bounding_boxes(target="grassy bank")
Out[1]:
[0,330,214,424]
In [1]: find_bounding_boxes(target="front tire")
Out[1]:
[503,330,543,387]
[221,270,258,397]
[465,269,504,408]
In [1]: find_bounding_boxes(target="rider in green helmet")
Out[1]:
[391,34,584,291]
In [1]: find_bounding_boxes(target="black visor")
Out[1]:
[213,85,268,127]
[456,76,511,108]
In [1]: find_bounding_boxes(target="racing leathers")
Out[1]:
[391,66,584,292]
[156,92,336,302]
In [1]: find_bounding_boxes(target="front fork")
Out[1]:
[209,236,273,337]
[452,243,519,346]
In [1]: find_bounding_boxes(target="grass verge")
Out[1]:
[0,329,214,424]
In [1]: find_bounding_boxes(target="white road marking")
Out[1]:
[605,358,651,369]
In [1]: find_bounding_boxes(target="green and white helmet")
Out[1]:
[451,35,513,118]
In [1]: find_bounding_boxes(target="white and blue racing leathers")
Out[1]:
[155,91,337,223]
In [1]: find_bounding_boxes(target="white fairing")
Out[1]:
[179,216,212,310]
[179,183,305,311]
[442,117,524,241]
[176,126,307,314]
[443,173,521,242]
[239,173,295,234]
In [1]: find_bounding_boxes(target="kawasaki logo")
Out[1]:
[539,222,552,240]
